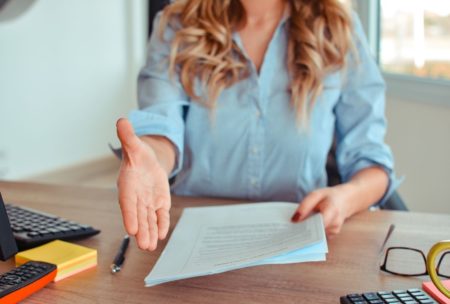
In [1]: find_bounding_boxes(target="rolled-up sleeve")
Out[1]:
[129,12,189,178]
[334,14,402,206]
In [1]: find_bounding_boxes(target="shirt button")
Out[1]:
[251,147,259,155]
[250,177,258,186]
[255,110,261,118]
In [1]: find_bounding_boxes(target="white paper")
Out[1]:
[145,202,328,286]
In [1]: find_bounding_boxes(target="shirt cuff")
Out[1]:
[128,110,184,178]
[341,158,404,208]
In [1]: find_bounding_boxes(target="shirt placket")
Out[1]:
[233,24,284,200]
[247,76,264,200]
[247,27,283,200]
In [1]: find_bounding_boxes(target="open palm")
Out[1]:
[116,118,171,251]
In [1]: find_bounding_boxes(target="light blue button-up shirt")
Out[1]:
[129,12,400,205]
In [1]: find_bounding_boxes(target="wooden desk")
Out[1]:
[0,181,449,304]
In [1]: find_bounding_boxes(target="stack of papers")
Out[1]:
[145,202,328,286]
[15,240,97,282]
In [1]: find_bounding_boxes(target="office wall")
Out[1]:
[385,97,450,214]
[0,0,147,179]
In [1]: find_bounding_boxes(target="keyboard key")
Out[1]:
[349,295,365,301]
[27,231,39,237]
[380,293,395,298]
[3,275,21,284]
[363,293,380,300]
[408,289,422,293]
[12,225,24,232]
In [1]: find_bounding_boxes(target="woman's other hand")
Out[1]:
[116,118,171,251]
[290,167,388,236]
[290,185,353,236]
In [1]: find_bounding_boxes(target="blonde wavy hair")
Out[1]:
[159,0,354,122]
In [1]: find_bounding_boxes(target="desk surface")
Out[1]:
[0,181,449,304]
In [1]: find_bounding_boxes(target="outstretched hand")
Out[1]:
[116,118,171,251]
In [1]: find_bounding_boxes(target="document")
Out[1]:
[145,202,328,286]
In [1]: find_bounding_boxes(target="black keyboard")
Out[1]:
[340,289,437,304]
[5,204,100,250]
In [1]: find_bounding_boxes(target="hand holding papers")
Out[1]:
[145,202,328,286]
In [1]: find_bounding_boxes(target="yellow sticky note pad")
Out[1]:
[15,240,97,282]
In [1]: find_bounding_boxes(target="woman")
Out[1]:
[116,0,400,251]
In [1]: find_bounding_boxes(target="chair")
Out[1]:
[148,0,170,37]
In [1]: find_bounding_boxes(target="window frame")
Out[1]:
[355,0,450,106]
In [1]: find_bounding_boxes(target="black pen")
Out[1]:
[110,235,130,274]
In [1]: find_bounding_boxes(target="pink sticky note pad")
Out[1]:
[422,280,450,304]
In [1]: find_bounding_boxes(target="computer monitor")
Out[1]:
[0,192,18,261]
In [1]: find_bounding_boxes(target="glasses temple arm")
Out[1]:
[378,224,396,256]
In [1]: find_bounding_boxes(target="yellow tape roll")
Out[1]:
[427,241,450,299]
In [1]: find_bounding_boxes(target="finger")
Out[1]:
[136,200,150,250]
[292,190,326,222]
[326,225,340,236]
[116,118,140,155]
[118,193,138,236]
[317,201,342,235]
[317,201,336,228]
[156,208,170,240]
[148,208,159,251]
[325,229,338,238]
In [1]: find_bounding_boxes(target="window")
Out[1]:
[379,0,450,81]
[356,0,450,104]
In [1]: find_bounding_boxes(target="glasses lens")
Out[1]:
[385,248,426,275]
[438,251,450,278]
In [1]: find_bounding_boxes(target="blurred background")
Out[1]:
[0,0,449,213]
[0,0,147,185]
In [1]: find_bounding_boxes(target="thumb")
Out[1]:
[116,118,140,154]
[291,190,326,223]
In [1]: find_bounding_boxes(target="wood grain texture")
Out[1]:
[0,181,449,304]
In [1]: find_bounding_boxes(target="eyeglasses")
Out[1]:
[379,224,450,278]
